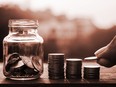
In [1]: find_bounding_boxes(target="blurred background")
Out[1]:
[0,0,116,62]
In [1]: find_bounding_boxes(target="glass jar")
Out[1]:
[3,19,44,80]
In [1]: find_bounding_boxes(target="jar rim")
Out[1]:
[8,19,39,27]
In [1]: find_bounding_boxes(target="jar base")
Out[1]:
[9,77,39,80]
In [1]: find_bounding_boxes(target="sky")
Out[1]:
[0,0,116,29]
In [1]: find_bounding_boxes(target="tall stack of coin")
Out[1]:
[84,66,100,79]
[48,53,64,79]
[66,58,82,79]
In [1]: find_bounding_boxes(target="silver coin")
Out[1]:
[20,56,34,69]
[32,56,42,72]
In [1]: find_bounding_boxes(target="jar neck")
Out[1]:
[9,27,38,35]
[8,19,39,35]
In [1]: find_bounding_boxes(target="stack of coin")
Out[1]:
[66,58,82,79]
[48,53,64,79]
[84,66,100,79]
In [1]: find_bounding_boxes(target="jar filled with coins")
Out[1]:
[3,19,44,80]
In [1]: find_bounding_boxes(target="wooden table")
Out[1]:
[0,62,116,87]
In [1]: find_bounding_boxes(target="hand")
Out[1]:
[94,35,116,67]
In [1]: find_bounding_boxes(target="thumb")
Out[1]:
[94,46,107,59]
[107,35,116,48]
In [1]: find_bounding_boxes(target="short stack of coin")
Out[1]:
[66,58,82,79]
[84,56,100,79]
[84,66,100,79]
[48,53,64,79]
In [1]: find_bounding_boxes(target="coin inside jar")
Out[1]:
[5,53,21,72]
[32,56,42,72]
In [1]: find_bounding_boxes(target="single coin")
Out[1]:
[32,56,42,71]
[84,56,97,60]
[20,56,34,69]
